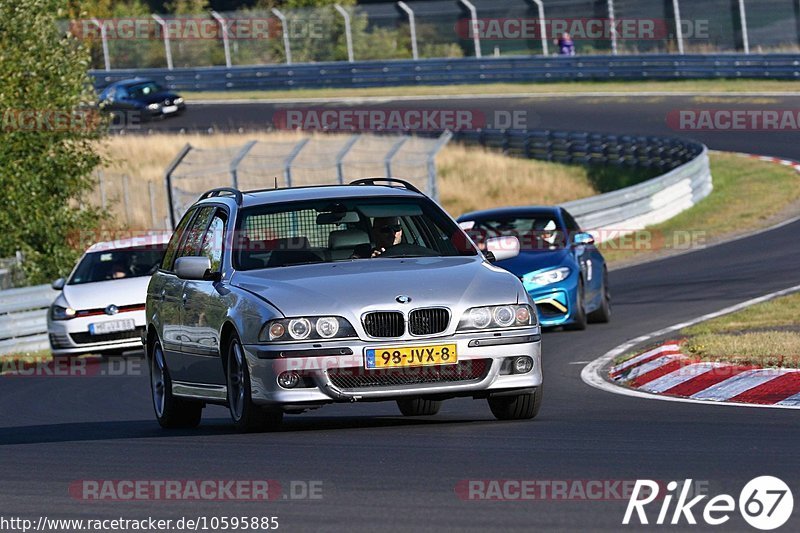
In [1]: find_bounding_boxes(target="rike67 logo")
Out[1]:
[624,477,793,530]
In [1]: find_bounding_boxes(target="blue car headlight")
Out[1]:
[524,266,572,287]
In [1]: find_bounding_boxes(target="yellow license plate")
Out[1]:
[365,344,457,369]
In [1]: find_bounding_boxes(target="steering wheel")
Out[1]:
[377,243,438,258]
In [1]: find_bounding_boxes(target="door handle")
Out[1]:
[158,289,166,301]
[182,293,188,304]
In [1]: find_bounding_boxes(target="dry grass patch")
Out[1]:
[683,331,800,368]
[94,133,599,227]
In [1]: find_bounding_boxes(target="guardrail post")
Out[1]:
[164,143,193,229]
[671,0,685,54]
[334,4,355,62]
[336,135,360,184]
[91,18,111,71]
[397,2,419,60]
[607,0,618,55]
[284,138,310,188]
[271,8,293,65]
[427,130,453,201]
[738,0,750,54]
[152,14,174,70]
[529,0,548,56]
[459,0,482,58]
[229,140,258,189]
[211,11,232,68]
[384,137,408,178]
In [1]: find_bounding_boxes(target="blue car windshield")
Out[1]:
[461,216,567,251]
[233,197,478,270]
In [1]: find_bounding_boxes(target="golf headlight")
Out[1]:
[174,97,184,104]
[146,103,160,110]
[51,305,76,320]
[260,316,356,342]
[525,267,572,286]
[458,304,535,331]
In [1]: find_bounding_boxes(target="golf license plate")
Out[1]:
[162,105,178,114]
[89,319,135,335]
[365,344,457,369]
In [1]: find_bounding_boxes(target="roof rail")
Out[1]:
[348,177,423,195]
[199,187,243,205]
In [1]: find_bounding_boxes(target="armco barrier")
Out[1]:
[0,284,57,355]
[90,53,800,92]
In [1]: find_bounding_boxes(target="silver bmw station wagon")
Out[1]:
[145,179,542,431]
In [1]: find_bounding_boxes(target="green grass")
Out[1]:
[185,79,800,101]
[679,292,800,368]
[600,152,800,265]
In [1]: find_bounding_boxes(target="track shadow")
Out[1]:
[0,414,494,446]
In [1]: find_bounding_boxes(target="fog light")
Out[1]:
[278,371,300,389]
[513,356,533,374]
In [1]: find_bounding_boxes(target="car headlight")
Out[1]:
[174,97,184,104]
[524,266,572,287]
[260,316,356,342]
[146,103,160,110]
[51,305,77,320]
[458,304,535,331]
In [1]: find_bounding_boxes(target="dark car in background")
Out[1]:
[458,206,610,330]
[98,78,185,121]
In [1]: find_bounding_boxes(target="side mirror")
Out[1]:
[572,232,595,246]
[51,278,65,290]
[485,236,520,263]
[175,256,213,281]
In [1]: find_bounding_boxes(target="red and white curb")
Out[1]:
[581,283,800,410]
[610,342,800,406]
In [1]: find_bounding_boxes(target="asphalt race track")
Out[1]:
[2,95,800,531]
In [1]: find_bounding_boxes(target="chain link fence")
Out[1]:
[166,132,451,227]
[78,0,800,71]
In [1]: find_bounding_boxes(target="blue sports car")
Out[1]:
[457,206,610,329]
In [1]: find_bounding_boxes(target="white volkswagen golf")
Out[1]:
[47,235,168,357]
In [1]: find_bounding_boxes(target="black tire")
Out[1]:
[588,269,612,323]
[396,398,442,416]
[227,333,283,433]
[488,387,543,421]
[565,279,587,331]
[149,341,202,429]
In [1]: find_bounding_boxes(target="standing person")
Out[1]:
[557,32,576,56]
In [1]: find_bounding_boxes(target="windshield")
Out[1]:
[461,215,567,251]
[127,81,163,99]
[234,197,477,270]
[68,248,165,285]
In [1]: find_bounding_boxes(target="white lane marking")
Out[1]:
[569,361,593,365]
[610,343,681,375]
[639,362,719,393]
[193,92,800,105]
[617,354,685,382]
[580,283,800,410]
[777,392,800,406]
[690,369,786,401]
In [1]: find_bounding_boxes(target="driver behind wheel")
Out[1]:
[371,216,403,257]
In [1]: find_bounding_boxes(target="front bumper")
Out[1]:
[242,327,542,406]
[527,285,577,327]
[47,311,146,356]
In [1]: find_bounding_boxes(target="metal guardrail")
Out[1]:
[454,128,711,238]
[0,284,57,355]
[91,53,800,92]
